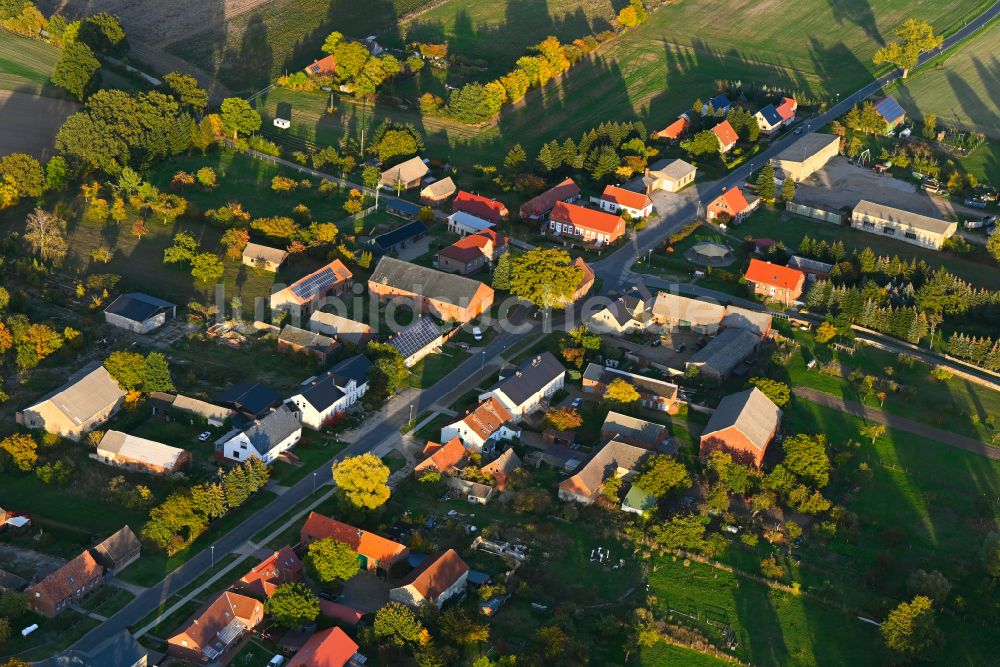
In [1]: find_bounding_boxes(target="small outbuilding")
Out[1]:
[104,293,176,334]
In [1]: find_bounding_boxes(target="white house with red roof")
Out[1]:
[594,185,653,218]
[712,120,739,153]
[755,97,798,135]
[547,201,626,246]
[706,187,759,224]
[453,191,508,224]
[440,396,519,453]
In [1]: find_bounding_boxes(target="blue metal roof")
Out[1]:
[876,96,906,123]
[709,94,731,110]
[371,220,427,252]
[386,198,422,215]
[104,292,176,323]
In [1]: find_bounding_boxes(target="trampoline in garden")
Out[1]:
[686,241,736,267]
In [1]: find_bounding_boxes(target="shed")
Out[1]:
[104,293,176,334]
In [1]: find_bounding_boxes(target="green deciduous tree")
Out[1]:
[543,407,583,432]
[748,377,791,407]
[781,433,831,488]
[78,12,127,56]
[269,582,320,628]
[333,453,391,510]
[509,248,582,309]
[604,377,640,405]
[103,350,146,389]
[52,41,101,101]
[0,153,45,201]
[305,537,361,585]
[163,72,208,112]
[448,83,503,124]
[634,454,691,498]
[881,596,941,660]
[906,569,951,605]
[220,97,261,141]
[680,130,720,156]
[780,177,795,202]
[374,601,424,645]
[653,514,706,551]
[366,341,409,399]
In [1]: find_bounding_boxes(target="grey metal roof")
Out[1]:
[686,327,760,376]
[97,431,189,469]
[648,158,696,181]
[242,406,301,455]
[652,292,725,326]
[852,200,956,235]
[721,306,772,336]
[562,439,650,497]
[702,388,782,451]
[29,362,126,427]
[772,133,839,164]
[787,255,833,273]
[104,292,175,324]
[602,411,667,445]
[371,256,488,306]
[308,311,373,345]
[491,351,565,407]
[389,315,444,360]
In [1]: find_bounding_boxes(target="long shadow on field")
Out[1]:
[824,0,884,46]
[805,37,872,98]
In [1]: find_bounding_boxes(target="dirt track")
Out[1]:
[0,91,78,159]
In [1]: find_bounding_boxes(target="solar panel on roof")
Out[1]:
[390,317,442,359]
[290,267,336,300]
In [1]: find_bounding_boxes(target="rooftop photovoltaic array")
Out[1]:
[390,316,442,359]
[291,267,335,300]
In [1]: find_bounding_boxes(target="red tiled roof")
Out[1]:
[453,191,508,223]
[305,54,337,76]
[458,396,513,441]
[169,591,263,653]
[288,627,359,667]
[520,178,581,218]
[397,549,469,602]
[712,120,739,147]
[238,546,301,597]
[415,436,466,474]
[319,600,364,625]
[714,188,752,215]
[550,201,623,235]
[776,97,797,121]
[27,551,102,606]
[437,229,507,264]
[655,116,689,139]
[744,258,805,290]
[301,513,408,564]
[601,185,652,212]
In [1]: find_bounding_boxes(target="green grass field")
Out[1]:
[640,642,732,667]
[893,19,1000,138]
[0,29,60,95]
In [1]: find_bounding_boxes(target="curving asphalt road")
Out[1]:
[49,2,1000,662]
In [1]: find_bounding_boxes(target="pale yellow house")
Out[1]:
[18,362,126,441]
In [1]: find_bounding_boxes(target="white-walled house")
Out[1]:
[222,406,302,464]
[440,397,520,453]
[285,355,372,430]
[478,351,565,421]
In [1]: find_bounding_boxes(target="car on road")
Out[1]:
[473,326,483,341]
[794,126,804,135]
[198,431,212,442]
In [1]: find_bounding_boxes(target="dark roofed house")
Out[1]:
[601,411,670,451]
[278,324,339,362]
[700,388,782,467]
[386,198,423,221]
[286,354,372,429]
[479,351,565,420]
[388,315,446,367]
[221,405,302,464]
[369,256,495,324]
[104,293,176,334]
[90,526,141,575]
[705,94,732,114]
[215,383,280,419]
[369,220,428,255]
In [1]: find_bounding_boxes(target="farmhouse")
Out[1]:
[390,549,469,608]
[480,449,523,490]
[685,328,762,383]
[221,405,302,464]
[95,431,192,475]
[437,229,508,275]
[589,287,652,334]
[479,351,565,420]
[270,259,353,319]
[547,201,626,246]
[652,114,689,141]
[850,200,957,250]
[304,54,336,76]
[875,96,906,131]
[285,354,371,429]
[414,436,468,476]
[706,187,759,223]
[519,177,581,220]
[770,133,840,183]
[420,177,457,205]
[26,550,104,617]
[453,190,508,224]
[242,242,288,271]
[440,396,518,453]
[643,158,697,193]
[380,156,428,190]
[167,591,264,664]
[368,220,427,255]
[308,311,375,347]
[721,305,773,337]
[153,393,234,427]
[700,388,782,467]
[301,513,409,572]
[712,120,739,153]
[104,293,176,334]
[387,315,446,367]
[385,198,422,221]
[744,258,806,305]
[369,256,495,324]
[581,364,680,413]
[601,411,670,450]
[558,440,650,505]
[18,362,126,441]
[288,627,364,667]
[651,292,726,334]
[237,546,302,598]
[447,210,495,237]
[595,185,654,218]
[89,526,141,576]
[277,325,339,362]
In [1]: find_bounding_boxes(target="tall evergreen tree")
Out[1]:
[755,163,776,202]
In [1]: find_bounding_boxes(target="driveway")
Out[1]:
[339,571,391,613]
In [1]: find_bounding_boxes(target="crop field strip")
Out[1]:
[0,29,60,95]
